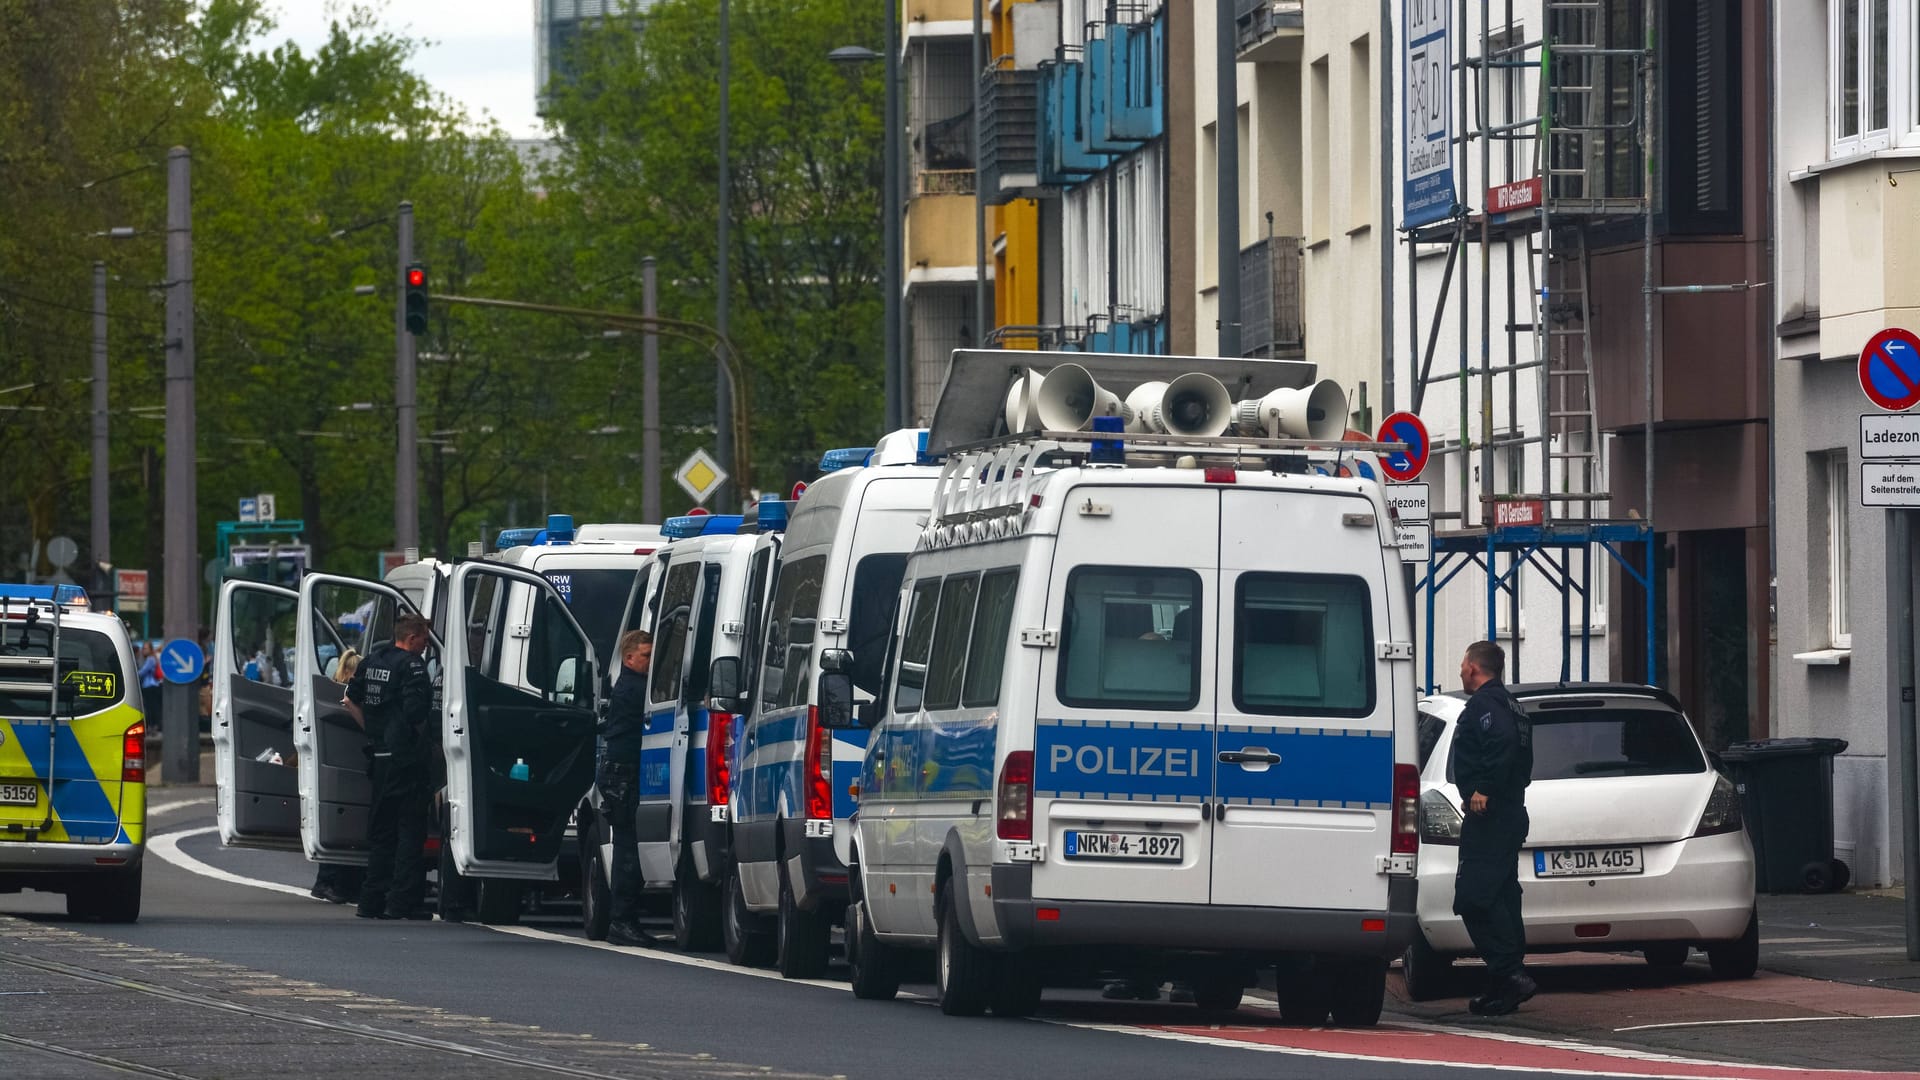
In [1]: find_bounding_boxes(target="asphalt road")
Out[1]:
[3,797,1917,1080]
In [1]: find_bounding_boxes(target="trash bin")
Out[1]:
[1717,737,1850,894]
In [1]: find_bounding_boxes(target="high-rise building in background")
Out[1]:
[536,0,659,116]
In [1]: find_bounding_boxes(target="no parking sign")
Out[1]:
[1376,412,1431,482]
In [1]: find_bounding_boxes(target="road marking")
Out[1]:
[148,796,213,818]
[1760,937,1844,945]
[484,924,850,991]
[1782,946,1910,958]
[146,825,315,900]
[1616,1015,1920,1033]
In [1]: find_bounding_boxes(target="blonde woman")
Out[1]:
[333,648,362,685]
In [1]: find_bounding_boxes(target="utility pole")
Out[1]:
[1215,0,1241,357]
[971,0,988,346]
[395,201,419,553]
[715,0,734,509]
[91,261,109,579]
[642,257,662,523]
[883,0,903,431]
[162,146,198,784]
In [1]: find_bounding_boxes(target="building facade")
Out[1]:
[535,0,659,115]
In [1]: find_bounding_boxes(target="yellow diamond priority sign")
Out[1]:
[675,447,728,506]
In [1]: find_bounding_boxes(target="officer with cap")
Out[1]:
[346,612,436,920]
[599,628,656,947]
[1450,640,1536,1015]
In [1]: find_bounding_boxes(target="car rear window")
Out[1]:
[1530,707,1706,779]
[0,625,126,717]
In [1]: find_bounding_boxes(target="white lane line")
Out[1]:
[482,925,849,991]
[1782,946,1910,958]
[1615,1014,1920,1033]
[146,825,316,901]
[148,797,213,818]
[1759,937,1843,946]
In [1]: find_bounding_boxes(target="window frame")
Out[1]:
[649,561,702,707]
[1055,564,1203,713]
[923,573,982,713]
[1230,571,1378,719]
[1831,0,1906,156]
[892,578,942,714]
[960,569,1021,708]
[1828,450,1852,650]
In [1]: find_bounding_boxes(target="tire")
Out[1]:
[1799,860,1834,894]
[66,864,141,923]
[722,868,773,967]
[846,894,902,1001]
[935,887,993,1016]
[1190,974,1245,1015]
[476,879,523,926]
[1400,931,1454,1002]
[672,868,722,953]
[990,953,1043,1018]
[775,866,831,979]
[1643,943,1690,968]
[1707,908,1760,980]
[1328,958,1387,1028]
[581,841,612,941]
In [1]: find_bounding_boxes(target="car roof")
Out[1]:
[1423,681,1682,712]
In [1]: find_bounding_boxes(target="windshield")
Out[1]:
[1529,707,1706,779]
[542,567,638,668]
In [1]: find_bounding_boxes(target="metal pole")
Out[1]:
[716,0,735,508]
[884,0,904,430]
[395,201,419,552]
[642,257,662,523]
[971,0,989,343]
[1380,0,1395,411]
[1215,0,1241,356]
[91,261,109,576]
[1642,0,1657,683]
[1894,509,1920,958]
[162,146,198,784]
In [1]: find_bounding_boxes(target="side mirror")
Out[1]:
[709,656,743,711]
[819,648,854,675]
[817,670,857,729]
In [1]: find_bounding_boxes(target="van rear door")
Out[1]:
[213,580,301,849]
[1029,486,1218,905]
[1210,488,1397,912]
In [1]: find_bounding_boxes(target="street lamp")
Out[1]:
[829,28,904,433]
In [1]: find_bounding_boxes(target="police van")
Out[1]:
[709,433,940,976]
[0,584,146,921]
[843,352,1420,1022]
[575,503,786,946]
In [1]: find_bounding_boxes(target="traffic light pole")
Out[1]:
[91,261,109,579]
[162,146,199,784]
[395,201,419,554]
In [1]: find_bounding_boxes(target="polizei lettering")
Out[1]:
[1048,743,1201,778]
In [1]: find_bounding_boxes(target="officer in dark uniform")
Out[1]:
[1450,640,1536,1015]
[346,612,436,920]
[599,629,656,946]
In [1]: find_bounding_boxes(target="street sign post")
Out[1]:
[1376,412,1431,481]
[115,569,148,610]
[675,447,728,506]
[1857,327,1920,411]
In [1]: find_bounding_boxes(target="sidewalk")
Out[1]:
[1758,888,1920,992]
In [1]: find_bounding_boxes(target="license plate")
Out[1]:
[0,782,38,806]
[1534,846,1644,877]
[1063,830,1182,862]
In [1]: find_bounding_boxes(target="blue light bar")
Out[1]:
[495,527,543,550]
[1089,415,1126,465]
[661,514,747,540]
[545,514,576,543]
[818,447,873,473]
[750,496,791,533]
[0,583,89,605]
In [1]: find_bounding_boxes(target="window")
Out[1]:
[1309,56,1330,241]
[231,588,298,687]
[760,554,825,710]
[650,562,700,705]
[683,564,723,703]
[1664,0,1740,234]
[1529,707,1706,779]
[924,574,981,712]
[738,549,771,702]
[962,571,1019,707]
[1415,710,1447,769]
[1832,0,1894,154]
[848,553,910,697]
[1348,34,1372,229]
[0,627,127,716]
[1828,451,1852,649]
[1058,566,1201,710]
[1233,573,1375,717]
[527,591,589,703]
[894,579,941,713]
[541,568,637,671]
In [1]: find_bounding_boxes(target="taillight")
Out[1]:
[1694,773,1744,837]
[706,711,735,806]
[1391,764,1419,855]
[122,721,146,784]
[997,751,1034,841]
[804,706,833,820]
[1419,789,1462,845]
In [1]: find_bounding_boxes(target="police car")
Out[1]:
[845,352,1420,1022]
[0,584,147,921]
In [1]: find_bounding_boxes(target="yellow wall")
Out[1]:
[907,193,978,271]
[993,199,1041,344]
[906,0,976,28]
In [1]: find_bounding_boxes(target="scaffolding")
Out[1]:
[1403,0,1659,692]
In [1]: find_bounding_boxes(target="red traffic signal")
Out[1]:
[406,267,426,288]
[404,262,429,335]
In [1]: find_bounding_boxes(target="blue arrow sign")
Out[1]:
[159,638,205,684]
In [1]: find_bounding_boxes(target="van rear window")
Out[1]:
[1232,573,1374,717]
[0,626,126,717]
[1058,567,1200,711]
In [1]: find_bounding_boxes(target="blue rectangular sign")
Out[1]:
[1402,0,1454,228]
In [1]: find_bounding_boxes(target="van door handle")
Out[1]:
[1201,801,1213,822]
[1218,750,1280,765]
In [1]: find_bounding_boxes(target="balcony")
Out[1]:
[1234,0,1304,64]
[1239,236,1305,357]
[979,67,1040,204]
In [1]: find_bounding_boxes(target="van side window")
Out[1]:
[1058,567,1201,711]
[527,590,589,704]
[961,570,1019,707]
[923,574,980,711]
[761,554,826,710]
[740,548,772,703]
[684,563,723,703]
[1232,573,1374,717]
[847,553,909,697]
[893,579,941,713]
[650,562,701,706]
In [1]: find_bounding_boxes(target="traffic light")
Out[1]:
[404,263,429,335]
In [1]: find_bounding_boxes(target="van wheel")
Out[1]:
[672,868,722,953]
[581,843,611,941]
[775,867,830,979]
[1190,974,1244,1014]
[990,953,1043,1018]
[846,893,901,1001]
[66,864,141,924]
[1644,943,1690,968]
[1707,908,1760,980]
[722,869,773,967]
[935,887,993,1017]
[476,879,523,926]
[1400,931,1455,1002]
[1328,958,1387,1028]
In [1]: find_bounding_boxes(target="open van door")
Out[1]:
[294,573,432,864]
[213,580,301,849]
[444,561,600,880]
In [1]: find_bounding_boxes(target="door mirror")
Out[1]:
[817,670,857,729]
[819,648,854,675]
[709,655,743,709]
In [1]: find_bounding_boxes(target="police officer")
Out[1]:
[1450,640,1536,1015]
[599,629,656,946]
[346,612,436,920]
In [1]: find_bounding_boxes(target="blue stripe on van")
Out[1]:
[1214,728,1394,808]
[922,718,997,798]
[640,746,673,796]
[644,707,676,735]
[12,720,120,842]
[1034,718,1212,803]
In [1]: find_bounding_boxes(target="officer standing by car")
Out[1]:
[1451,640,1535,1015]
[345,613,436,920]
[600,629,656,946]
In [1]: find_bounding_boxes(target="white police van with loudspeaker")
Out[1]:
[843,351,1421,1023]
